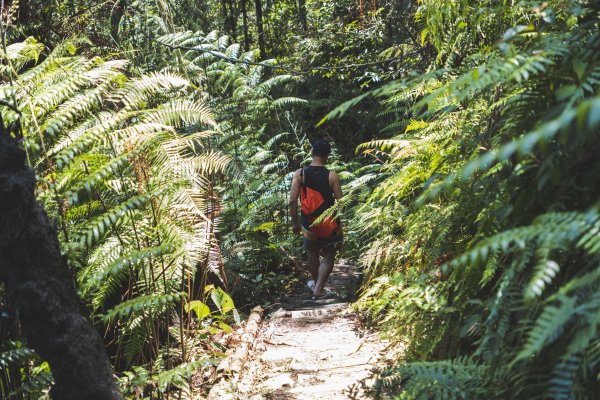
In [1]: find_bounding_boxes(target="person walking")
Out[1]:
[289,139,343,299]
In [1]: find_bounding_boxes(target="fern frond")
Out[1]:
[0,37,45,73]
[142,99,217,128]
[114,72,190,110]
[72,190,162,246]
[272,97,308,107]
[154,360,213,392]
[101,292,185,322]
[85,243,178,290]
[515,295,577,363]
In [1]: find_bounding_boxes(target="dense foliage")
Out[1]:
[0,37,236,397]
[330,1,600,398]
[1,2,308,396]
[1,0,600,398]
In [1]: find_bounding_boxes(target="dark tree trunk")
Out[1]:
[221,0,231,36]
[298,0,307,31]
[227,0,237,41]
[110,0,126,41]
[254,0,266,57]
[241,0,250,50]
[0,122,121,400]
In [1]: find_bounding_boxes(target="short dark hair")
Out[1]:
[311,138,331,157]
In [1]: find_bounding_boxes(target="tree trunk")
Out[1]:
[0,122,121,400]
[221,0,230,35]
[298,0,307,31]
[227,0,237,41]
[357,0,365,28]
[254,0,266,57]
[241,0,250,50]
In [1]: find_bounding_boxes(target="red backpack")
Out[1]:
[300,168,339,238]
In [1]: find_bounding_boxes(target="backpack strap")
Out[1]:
[300,167,308,197]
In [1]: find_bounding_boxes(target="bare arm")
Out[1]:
[289,169,301,233]
[329,171,343,200]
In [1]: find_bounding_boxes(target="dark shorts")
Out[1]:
[303,235,343,252]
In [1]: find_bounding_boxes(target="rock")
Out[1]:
[262,373,295,390]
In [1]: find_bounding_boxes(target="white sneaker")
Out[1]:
[307,279,315,292]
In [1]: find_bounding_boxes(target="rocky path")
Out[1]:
[209,261,389,399]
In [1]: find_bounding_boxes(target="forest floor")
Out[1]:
[207,261,394,399]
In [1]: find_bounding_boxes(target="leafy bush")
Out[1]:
[326,1,600,398]
[0,37,235,398]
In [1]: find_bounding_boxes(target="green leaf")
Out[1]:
[66,43,77,55]
[211,288,235,314]
[572,59,587,80]
[185,300,211,321]
[233,309,241,325]
[555,85,577,101]
[218,322,233,333]
[421,28,429,46]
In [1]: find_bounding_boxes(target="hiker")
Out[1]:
[289,138,343,299]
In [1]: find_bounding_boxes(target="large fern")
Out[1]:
[0,37,232,397]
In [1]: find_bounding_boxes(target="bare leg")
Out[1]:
[306,245,320,282]
[314,247,335,296]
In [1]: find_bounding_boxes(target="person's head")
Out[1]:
[311,138,331,160]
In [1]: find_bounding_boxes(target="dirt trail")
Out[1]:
[212,261,389,399]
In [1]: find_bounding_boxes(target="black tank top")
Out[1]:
[300,166,334,228]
